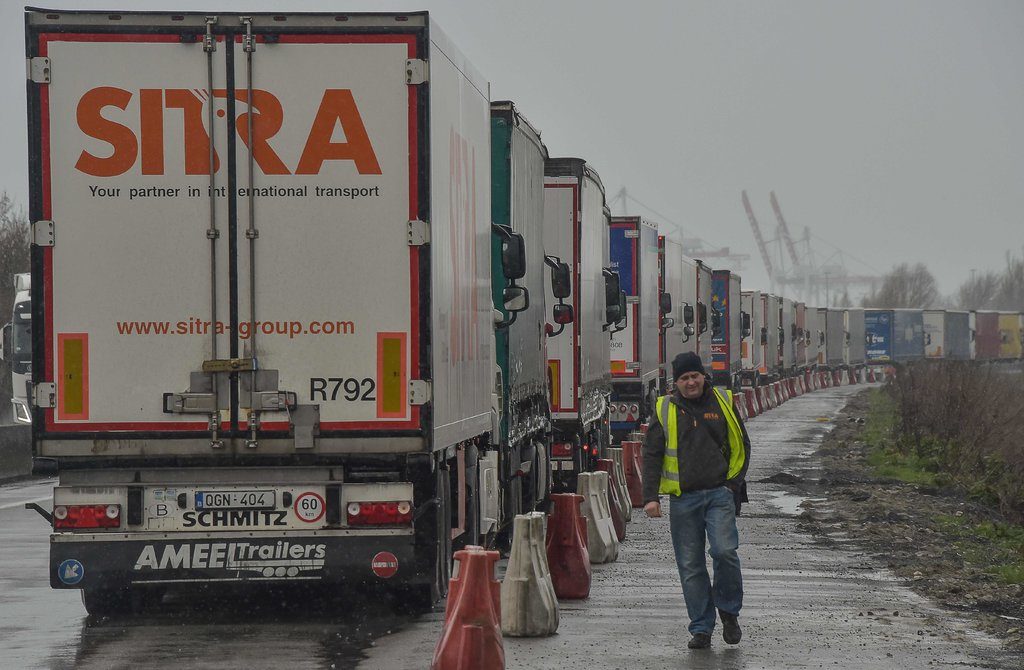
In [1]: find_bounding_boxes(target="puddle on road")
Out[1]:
[766,490,827,516]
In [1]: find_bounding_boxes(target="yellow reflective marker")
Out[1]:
[57,333,89,420]
[377,332,406,418]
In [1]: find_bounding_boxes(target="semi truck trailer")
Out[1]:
[608,216,659,437]
[26,8,513,614]
[710,269,742,389]
[543,158,617,490]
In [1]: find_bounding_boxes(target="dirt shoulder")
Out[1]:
[793,388,1024,651]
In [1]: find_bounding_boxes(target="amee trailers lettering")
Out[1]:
[27,10,493,614]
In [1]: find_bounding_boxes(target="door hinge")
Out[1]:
[407,219,430,246]
[409,380,432,405]
[163,392,217,414]
[32,220,54,247]
[27,57,50,84]
[248,391,297,412]
[406,59,429,85]
[202,358,255,373]
[32,383,55,409]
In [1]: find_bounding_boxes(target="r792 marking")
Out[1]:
[309,377,376,402]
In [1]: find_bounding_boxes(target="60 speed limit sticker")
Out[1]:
[293,492,326,523]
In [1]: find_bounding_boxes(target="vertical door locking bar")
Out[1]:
[241,16,260,449]
[204,16,223,449]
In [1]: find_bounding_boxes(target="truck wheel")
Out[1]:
[453,451,481,552]
[519,441,537,513]
[535,438,553,513]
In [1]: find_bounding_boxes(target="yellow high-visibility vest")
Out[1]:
[654,388,745,496]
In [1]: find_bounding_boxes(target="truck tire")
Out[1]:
[453,452,480,552]
[519,440,537,513]
[407,461,452,612]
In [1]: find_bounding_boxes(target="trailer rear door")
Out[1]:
[28,14,427,454]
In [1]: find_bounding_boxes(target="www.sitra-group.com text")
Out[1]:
[116,317,356,339]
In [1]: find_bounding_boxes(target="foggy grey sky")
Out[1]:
[3,0,1022,300]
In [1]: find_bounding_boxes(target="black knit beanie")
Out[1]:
[671,352,706,381]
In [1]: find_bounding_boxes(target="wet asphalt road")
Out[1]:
[2,386,1022,669]
[363,386,1023,670]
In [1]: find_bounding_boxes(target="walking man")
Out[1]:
[643,352,751,649]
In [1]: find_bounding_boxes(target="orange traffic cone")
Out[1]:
[431,546,503,670]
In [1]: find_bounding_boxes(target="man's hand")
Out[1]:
[644,500,662,518]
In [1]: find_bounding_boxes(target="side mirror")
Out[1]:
[659,292,672,315]
[741,312,751,338]
[791,324,798,339]
[553,303,574,325]
[683,304,695,325]
[0,323,9,362]
[610,291,628,334]
[845,331,851,344]
[661,317,675,330]
[697,302,708,334]
[503,286,529,313]
[711,310,722,337]
[603,270,623,326]
[683,325,695,338]
[819,331,825,346]
[494,225,526,280]
[760,327,767,346]
[545,255,571,299]
[778,326,785,344]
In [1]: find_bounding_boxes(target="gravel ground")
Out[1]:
[791,387,1024,651]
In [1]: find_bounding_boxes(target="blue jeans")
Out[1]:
[669,486,743,635]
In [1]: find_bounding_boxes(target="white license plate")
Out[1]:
[196,490,276,510]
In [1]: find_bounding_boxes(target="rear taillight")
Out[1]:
[53,504,121,529]
[346,501,413,526]
[551,442,573,458]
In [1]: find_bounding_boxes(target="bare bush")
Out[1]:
[994,251,1024,310]
[956,249,1024,311]
[957,271,1000,310]
[889,361,1024,521]
[861,262,939,308]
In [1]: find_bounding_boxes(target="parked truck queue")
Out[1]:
[16,9,1024,617]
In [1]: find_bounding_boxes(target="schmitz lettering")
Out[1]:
[182,509,288,528]
[133,541,327,580]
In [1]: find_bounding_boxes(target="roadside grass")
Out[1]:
[862,390,941,488]
[863,387,1024,585]
[935,515,1024,585]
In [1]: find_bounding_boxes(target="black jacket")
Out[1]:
[641,382,751,504]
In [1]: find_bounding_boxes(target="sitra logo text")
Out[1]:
[76,88,381,177]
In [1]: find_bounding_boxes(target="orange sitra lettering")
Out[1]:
[75,87,137,177]
[295,90,382,175]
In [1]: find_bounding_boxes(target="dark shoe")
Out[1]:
[719,610,742,644]
[687,632,711,649]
